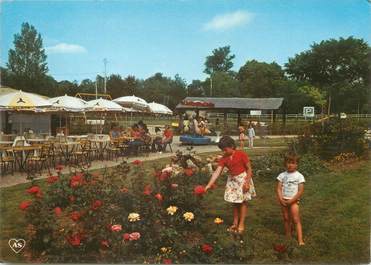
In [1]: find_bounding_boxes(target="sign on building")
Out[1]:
[250,110,262,116]
[303,106,315,118]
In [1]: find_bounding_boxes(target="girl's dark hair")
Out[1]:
[132,124,139,129]
[218,136,236,150]
[155,127,161,132]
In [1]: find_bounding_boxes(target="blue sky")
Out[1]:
[1,0,370,83]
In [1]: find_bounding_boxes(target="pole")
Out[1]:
[103,58,108,94]
[210,74,213,97]
[95,78,98,99]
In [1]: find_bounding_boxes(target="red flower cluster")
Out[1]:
[67,233,82,246]
[182,100,215,107]
[132,160,142,165]
[91,200,103,210]
[101,240,109,248]
[157,171,170,181]
[193,185,206,196]
[163,258,172,264]
[273,244,287,253]
[155,193,163,202]
[184,168,194,177]
[26,186,42,197]
[46,175,59,184]
[171,183,178,189]
[70,211,81,222]
[19,200,32,210]
[54,207,62,216]
[70,174,84,188]
[201,244,213,254]
[143,185,152,196]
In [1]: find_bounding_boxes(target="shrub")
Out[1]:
[295,118,367,160]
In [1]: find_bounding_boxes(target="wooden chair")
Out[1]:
[106,141,121,161]
[28,144,50,174]
[72,140,90,166]
[0,149,15,175]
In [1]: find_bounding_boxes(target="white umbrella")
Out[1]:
[0,90,51,109]
[48,94,87,112]
[86,98,125,112]
[113,95,149,110]
[148,102,173,115]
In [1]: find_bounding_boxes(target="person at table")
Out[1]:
[151,127,163,152]
[162,125,173,150]
[128,124,144,155]
[109,124,121,140]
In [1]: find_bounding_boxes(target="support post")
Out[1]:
[223,112,227,134]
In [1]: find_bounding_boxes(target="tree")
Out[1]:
[7,22,49,94]
[204,72,240,97]
[106,74,125,99]
[204,46,235,75]
[237,60,284,97]
[79,79,95,94]
[187,80,205,97]
[285,37,370,114]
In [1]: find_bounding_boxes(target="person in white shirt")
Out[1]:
[276,153,305,246]
[247,124,255,148]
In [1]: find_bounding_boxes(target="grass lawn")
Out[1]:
[0,148,369,263]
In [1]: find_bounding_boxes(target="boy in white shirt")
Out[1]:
[276,153,305,246]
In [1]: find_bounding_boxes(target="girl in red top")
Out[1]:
[205,136,256,234]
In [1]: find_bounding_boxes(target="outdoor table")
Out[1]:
[27,139,49,144]
[7,145,41,172]
[67,135,88,141]
[55,142,81,164]
[0,141,13,146]
[90,139,111,160]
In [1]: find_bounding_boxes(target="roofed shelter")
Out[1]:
[175,97,285,132]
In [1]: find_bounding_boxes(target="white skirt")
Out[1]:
[224,171,257,203]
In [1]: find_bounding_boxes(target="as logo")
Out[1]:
[8,239,26,253]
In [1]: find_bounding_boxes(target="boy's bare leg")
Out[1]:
[237,202,248,232]
[290,202,304,245]
[281,206,291,238]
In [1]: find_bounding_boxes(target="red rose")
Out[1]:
[158,171,170,181]
[143,184,152,195]
[55,165,63,171]
[70,173,85,188]
[70,211,81,222]
[132,160,142,165]
[69,195,76,202]
[111,224,122,232]
[163,258,172,264]
[54,207,62,216]
[129,232,141,241]
[194,185,206,196]
[91,200,103,210]
[27,186,40,195]
[184,168,194,176]
[67,233,81,246]
[201,244,213,254]
[154,193,163,202]
[123,233,130,241]
[19,200,32,210]
[101,240,109,248]
[171,183,178,189]
[47,175,59,184]
[273,244,286,253]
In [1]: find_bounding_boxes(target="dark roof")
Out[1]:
[176,97,284,111]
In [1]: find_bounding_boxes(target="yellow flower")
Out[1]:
[160,247,172,254]
[128,213,140,222]
[166,206,178,215]
[214,217,223,224]
[183,212,194,222]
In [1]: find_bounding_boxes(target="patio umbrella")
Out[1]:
[0,90,51,134]
[148,102,173,115]
[48,94,87,112]
[0,90,51,110]
[113,95,149,111]
[86,98,126,112]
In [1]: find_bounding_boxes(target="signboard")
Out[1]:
[86,120,105,125]
[250,110,262,116]
[303,106,315,118]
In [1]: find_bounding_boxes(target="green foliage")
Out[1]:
[205,71,240,97]
[204,46,235,75]
[295,118,367,160]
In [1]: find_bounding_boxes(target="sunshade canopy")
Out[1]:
[48,94,87,112]
[113,95,149,109]
[86,98,125,112]
[148,102,173,115]
[0,90,51,109]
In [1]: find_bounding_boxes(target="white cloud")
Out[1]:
[203,10,254,31]
[45,43,87,54]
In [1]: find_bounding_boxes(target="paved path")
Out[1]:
[0,135,293,188]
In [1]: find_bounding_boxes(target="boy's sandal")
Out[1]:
[235,228,245,235]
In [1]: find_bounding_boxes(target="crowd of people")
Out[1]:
[109,120,173,155]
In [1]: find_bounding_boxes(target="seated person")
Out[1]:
[109,124,121,140]
[151,127,163,152]
[162,125,173,150]
[127,124,144,155]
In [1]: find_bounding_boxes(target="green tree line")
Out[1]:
[1,22,370,113]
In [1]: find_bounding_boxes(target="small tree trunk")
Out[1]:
[327,94,331,117]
